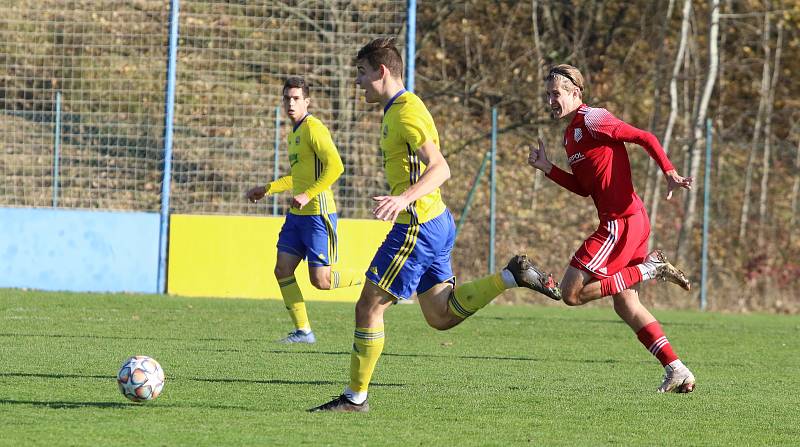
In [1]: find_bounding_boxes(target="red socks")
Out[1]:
[636,321,678,366]
[600,266,643,296]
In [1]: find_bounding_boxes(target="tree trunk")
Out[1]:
[714,0,733,180]
[530,0,544,210]
[790,136,800,243]
[649,0,690,251]
[757,16,783,249]
[738,11,771,241]
[675,0,719,267]
[643,0,674,212]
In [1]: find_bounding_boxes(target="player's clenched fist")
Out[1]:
[527,138,552,172]
[246,185,267,203]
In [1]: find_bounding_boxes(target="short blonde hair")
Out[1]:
[545,64,584,96]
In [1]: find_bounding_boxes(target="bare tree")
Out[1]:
[713,0,733,179]
[529,0,545,210]
[738,10,771,241]
[676,0,719,266]
[649,0,690,250]
[643,0,675,211]
[791,135,800,242]
[757,15,783,249]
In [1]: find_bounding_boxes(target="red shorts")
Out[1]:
[570,209,650,279]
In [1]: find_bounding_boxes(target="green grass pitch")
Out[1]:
[1,289,798,446]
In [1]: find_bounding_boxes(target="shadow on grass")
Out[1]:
[0,399,128,409]
[0,372,405,388]
[0,332,240,342]
[0,372,112,380]
[261,349,547,363]
[478,315,624,325]
[257,350,688,366]
[0,399,269,411]
[185,377,405,388]
[479,315,719,329]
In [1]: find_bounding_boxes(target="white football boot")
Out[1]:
[647,250,691,291]
[658,361,696,393]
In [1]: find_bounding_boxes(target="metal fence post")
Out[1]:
[489,107,497,274]
[406,0,416,92]
[272,105,281,216]
[157,0,180,294]
[52,91,61,207]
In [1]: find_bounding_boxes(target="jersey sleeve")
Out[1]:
[584,107,675,173]
[546,165,590,197]
[398,111,436,151]
[267,175,293,194]
[303,123,344,198]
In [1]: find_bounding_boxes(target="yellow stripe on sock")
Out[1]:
[278,276,297,287]
[330,268,363,289]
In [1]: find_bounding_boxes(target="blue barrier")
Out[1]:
[0,208,160,294]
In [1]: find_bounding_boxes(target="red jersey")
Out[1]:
[546,104,674,220]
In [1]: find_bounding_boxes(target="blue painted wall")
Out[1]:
[0,208,160,294]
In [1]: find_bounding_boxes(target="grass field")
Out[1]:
[1,289,798,446]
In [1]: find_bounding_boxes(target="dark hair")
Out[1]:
[283,76,310,98]
[545,64,584,93]
[356,37,403,78]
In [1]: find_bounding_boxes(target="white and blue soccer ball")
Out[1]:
[117,355,165,402]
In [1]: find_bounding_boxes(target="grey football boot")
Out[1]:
[506,254,562,300]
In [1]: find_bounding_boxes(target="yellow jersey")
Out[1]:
[380,90,446,225]
[268,114,343,215]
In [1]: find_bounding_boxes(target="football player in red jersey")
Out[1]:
[526,64,696,393]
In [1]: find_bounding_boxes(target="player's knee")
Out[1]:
[274,265,293,279]
[428,321,450,331]
[425,316,457,331]
[562,292,582,306]
[354,297,377,320]
[309,275,330,290]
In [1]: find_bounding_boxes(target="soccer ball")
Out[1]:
[117,355,165,402]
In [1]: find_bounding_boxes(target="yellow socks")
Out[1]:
[448,272,507,319]
[330,268,364,289]
[278,275,309,331]
[348,326,385,394]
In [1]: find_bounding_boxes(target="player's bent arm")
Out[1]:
[546,165,590,197]
[304,137,344,199]
[267,175,293,194]
[401,139,451,203]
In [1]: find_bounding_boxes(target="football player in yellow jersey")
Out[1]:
[309,38,561,413]
[247,77,364,344]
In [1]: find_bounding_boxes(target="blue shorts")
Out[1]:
[366,209,456,300]
[277,213,338,267]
